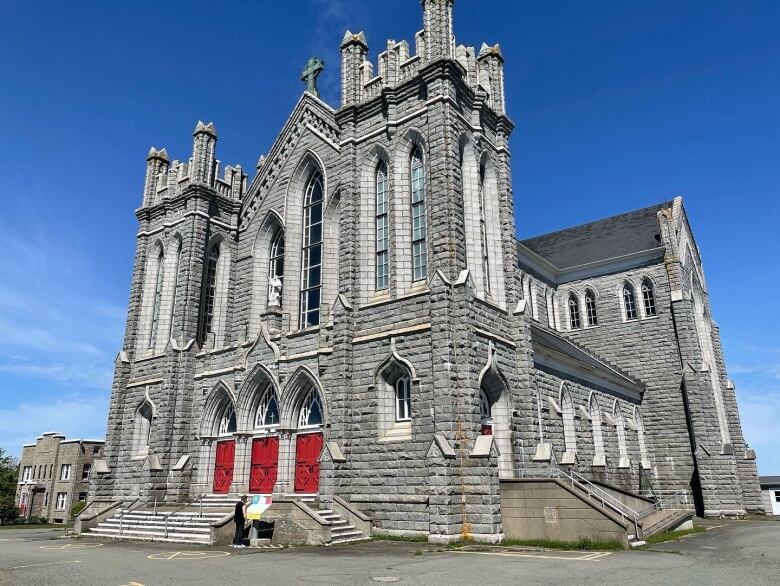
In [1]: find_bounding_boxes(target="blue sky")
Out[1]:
[1,1,778,473]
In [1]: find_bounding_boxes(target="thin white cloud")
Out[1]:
[0,393,110,458]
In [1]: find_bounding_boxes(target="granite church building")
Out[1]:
[88,0,762,544]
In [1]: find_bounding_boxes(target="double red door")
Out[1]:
[294,432,323,493]
[212,440,235,494]
[249,436,279,494]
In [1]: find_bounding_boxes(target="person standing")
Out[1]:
[232,495,248,548]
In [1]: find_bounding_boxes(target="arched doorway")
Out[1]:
[248,386,281,494]
[200,386,238,495]
[478,345,514,478]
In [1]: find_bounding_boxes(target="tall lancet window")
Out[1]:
[198,244,220,345]
[300,172,324,328]
[410,147,427,281]
[641,279,657,317]
[479,162,491,295]
[376,161,390,290]
[623,283,638,321]
[268,229,285,307]
[148,248,165,348]
[168,242,182,340]
[568,294,581,330]
[585,289,598,327]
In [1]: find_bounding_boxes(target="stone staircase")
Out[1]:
[314,506,370,545]
[85,508,227,544]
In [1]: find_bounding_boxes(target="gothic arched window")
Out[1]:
[167,242,182,340]
[149,248,165,348]
[134,402,153,456]
[301,172,324,328]
[410,147,427,281]
[298,387,324,428]
[198,244,220,344]
[395,376,411,422]
[568,294,581,330]
[254,388,280,428]
[218,404,237,436]
[376,161,390,290]
[268,229,285,307]
[479,161,491,296]
[641,279,657,317]
[623,283,638,321]
[585,289,598,327]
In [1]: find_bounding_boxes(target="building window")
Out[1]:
[148,248,165,348]
[56,492,67,510]
[218,405,237,436]
[78,492,88,502]
[44,492,49,507]
[590,395,606,466]
[81,464,91,480]
[623,283,638,320]
[298,387,324,429]
[22,466,32,482]
[376,161,390,290]
[561,386,577,460]
[300,172,324,328]
[254,388,280,428]
[478,162,491,296]
[92,446,100,455]
[585,289,598,326]
[395,376,412,422]
[267,229,285,307]
[642,279,657,317]
[134,401,153,456]
[168,242,182,340]
[568,294,581,329]
[410,147,427,281]
[198,244,220,344]
[60,464,71,481]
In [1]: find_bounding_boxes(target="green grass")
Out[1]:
[446,537,626,551]
[372,534,430,543]
[642,526,706,545]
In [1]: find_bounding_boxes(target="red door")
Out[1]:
[213,440,235,494]
[294,432,324,493]
[481,424,493,436]
[249,437,279,494]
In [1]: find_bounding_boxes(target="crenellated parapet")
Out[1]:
[140,121,247,208]
[339,0,506,116]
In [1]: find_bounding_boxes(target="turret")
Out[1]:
[340,30,369,107]
[477,43,506,115]
[421,0,455,62]
[191,121,217,186]
[143,148,169,207]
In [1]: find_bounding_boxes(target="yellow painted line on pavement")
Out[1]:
[148,550,231,561]
[9,560,83,570]
[454,550,612,561]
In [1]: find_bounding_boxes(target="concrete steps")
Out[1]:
[315,508,370,545]
[85,508,226,545]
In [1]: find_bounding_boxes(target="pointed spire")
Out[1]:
[193,120,217,138]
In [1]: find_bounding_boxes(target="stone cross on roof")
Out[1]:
[301,57,325,98]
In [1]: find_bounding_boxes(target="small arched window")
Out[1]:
[301,172,324,328]
[376,162,390,290]
[298,387,323,428]
[410,147,427,281]
[585,289,598,327]
[623,283,638,320]
[199,244,220,344]
[218,404,237,436]
[641,279,657,317]
[268,229,285,307]
[568,294,581,329]
[478,162,491,296]
[135,402,153,456]
[149,248,165,348]
[395,376,412,422]
[255,388,280,428]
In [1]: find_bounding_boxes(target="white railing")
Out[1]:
[636,490,694,518]
[518,467,641,538]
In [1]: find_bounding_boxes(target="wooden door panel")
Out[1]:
[213,440,235,494]
[294,432,323,493]
[249,437,279,494]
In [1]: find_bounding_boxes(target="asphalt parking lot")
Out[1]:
[0,519,778,585]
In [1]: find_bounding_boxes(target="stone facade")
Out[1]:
[91,0,762,542]
[16,432,104,523]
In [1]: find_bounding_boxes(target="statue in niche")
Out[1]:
[268,276,283,307]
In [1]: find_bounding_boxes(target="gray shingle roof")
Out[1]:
[760,476,780,487]
[520,201,672,270]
